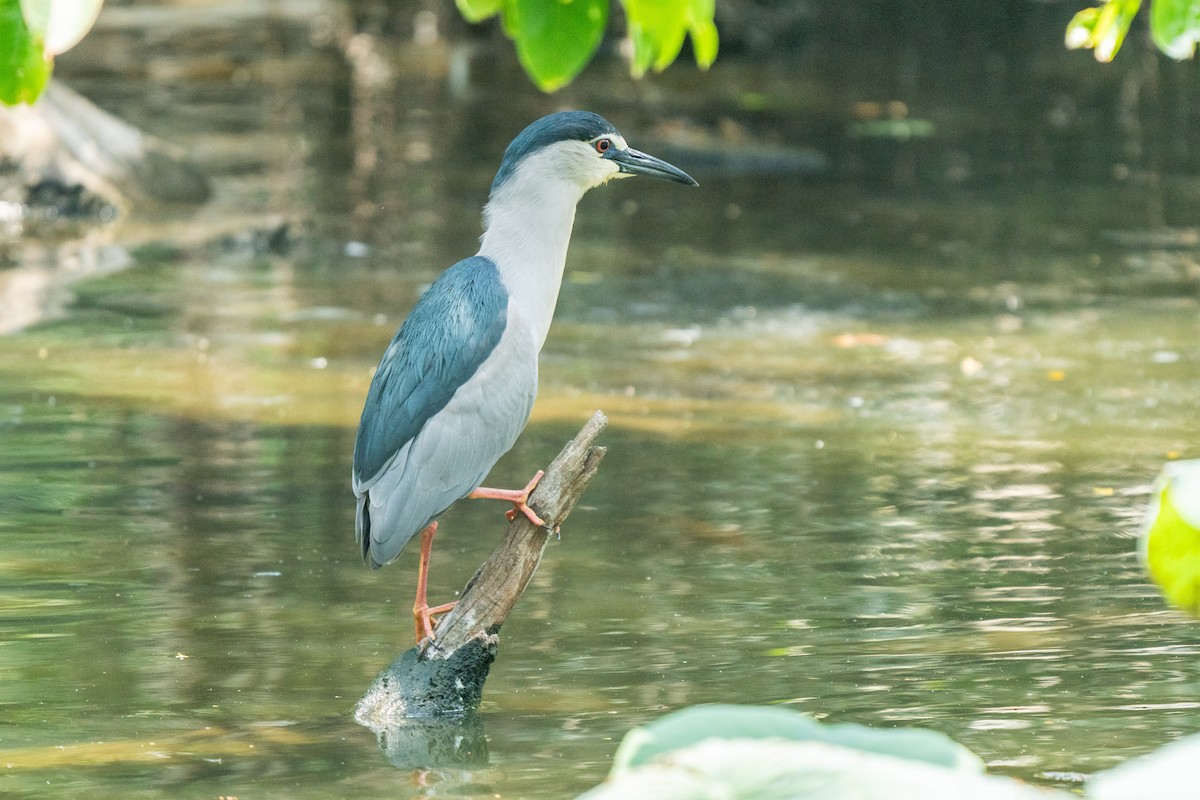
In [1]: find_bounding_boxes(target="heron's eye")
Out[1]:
[594,138,613,154]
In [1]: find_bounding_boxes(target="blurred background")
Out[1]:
[2,1,1199,797]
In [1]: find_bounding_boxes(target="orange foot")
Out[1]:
[413,598,457,643]
[469,470,546,527]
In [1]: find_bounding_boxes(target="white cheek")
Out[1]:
[515,140,626,190]
[564,148,620,187]
[595,158,624,184]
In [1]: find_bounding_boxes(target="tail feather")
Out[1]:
[356,494,384,569]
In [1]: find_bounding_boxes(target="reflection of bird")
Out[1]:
[352,111,697,643]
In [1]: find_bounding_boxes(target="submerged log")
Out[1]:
[0,82,211,221]
[355,411,608,728]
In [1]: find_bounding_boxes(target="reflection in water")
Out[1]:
[0,236,131,334]
[2,2,1200,799]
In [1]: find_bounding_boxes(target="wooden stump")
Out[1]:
[355,411,608,732]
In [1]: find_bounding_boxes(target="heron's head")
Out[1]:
[489,111,697,200]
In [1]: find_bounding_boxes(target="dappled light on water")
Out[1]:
[3,3,1200,798]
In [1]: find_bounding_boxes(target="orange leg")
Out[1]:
[468,470,546,526]
[412,522,457,643]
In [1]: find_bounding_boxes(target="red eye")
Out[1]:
[595,138,612,153]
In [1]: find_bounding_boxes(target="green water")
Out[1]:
[3,3,1200,798]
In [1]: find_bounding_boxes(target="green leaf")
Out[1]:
[609,705,983,776]
[455,0,502,24]
[21,0,104,56]
[1065,6,1102,48]
[688,18,718,68]
[1139,459,1200,615]
[1150,0,1200,58]
[501,0,608,92]
[0,0,52,105]
[454,0,715,89]
[583,737,1062,800]
[623,0,718,77]
[686,0,718,68]
[625,0,688,76]
[1064,0,1141,62]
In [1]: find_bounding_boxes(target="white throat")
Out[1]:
[477,158,595,350]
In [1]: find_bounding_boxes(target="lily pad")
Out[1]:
[1087,732,1200,799]
[581,738,1063,800]
[609,704,983,775]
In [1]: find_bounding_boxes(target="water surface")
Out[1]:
[2,3,1200,798]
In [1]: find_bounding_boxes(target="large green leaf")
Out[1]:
[0,0,51,105]
[1150,0,1200,58]
[501,0,608,92]
[1139,459,1200,615]
[609,705,983,775]
[454,0,716,90]
[1087,732,1200,798]
[582,738,1061,800]
[582,705,1200,800]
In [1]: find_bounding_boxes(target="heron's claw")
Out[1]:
[504,504,548,528]
[414,599,457,643]
[472,470,545,527]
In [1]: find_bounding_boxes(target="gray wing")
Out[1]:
[352,256,509,565]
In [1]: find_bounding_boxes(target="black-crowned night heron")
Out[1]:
[352,111,697,643]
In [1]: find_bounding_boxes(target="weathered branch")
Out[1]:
[355,410,608,729]
[422,409,608,656]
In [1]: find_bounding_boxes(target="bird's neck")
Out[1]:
[478,177,584,350]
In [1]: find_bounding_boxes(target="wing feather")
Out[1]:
[351,256,512,565]
[353,256,508,486]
